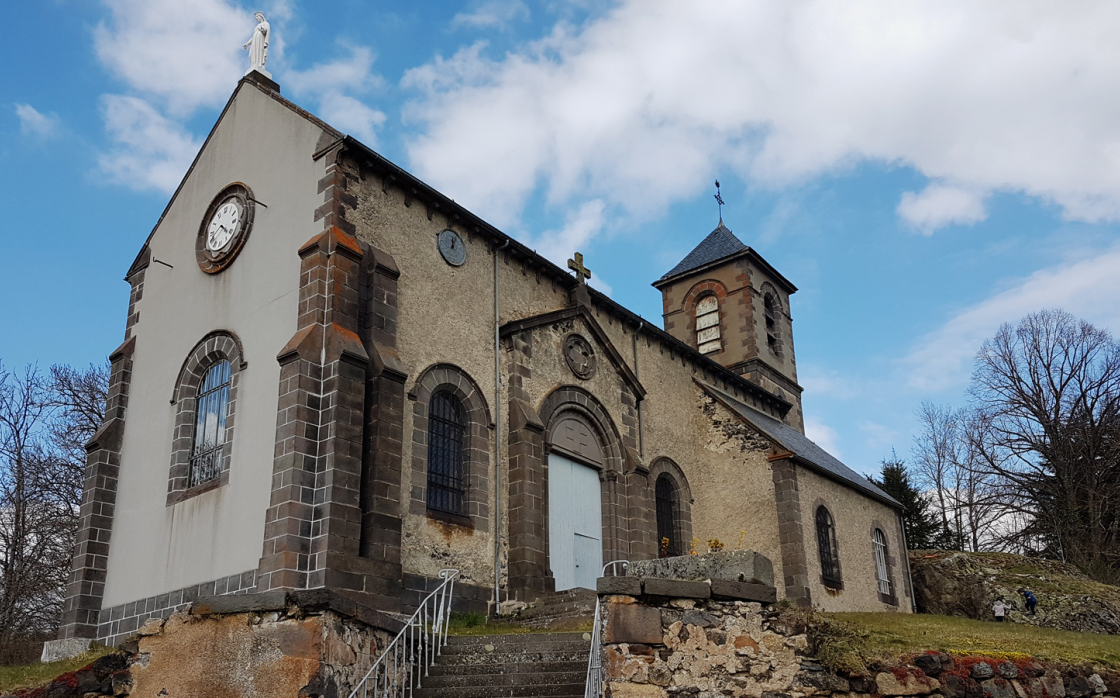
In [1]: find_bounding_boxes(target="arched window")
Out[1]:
[656,475,680,557]
[696,295,721,354]
[189,360,231,487]
[872,528,891,595]
[815,505,842,588]
[427,391,467,516]
[764,293,780,355]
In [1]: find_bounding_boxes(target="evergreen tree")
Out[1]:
[873,454,940,550]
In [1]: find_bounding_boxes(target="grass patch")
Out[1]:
[0,647,114,694]
[826,612,1120,670]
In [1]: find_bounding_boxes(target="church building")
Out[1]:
[59,72,912,647]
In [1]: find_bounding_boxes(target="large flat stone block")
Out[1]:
[641,578,710,599]
[626,550,775,587]
[598,576,642,595]
[604,603,663,644]
[709,578,777,603]
[41,638,95,663]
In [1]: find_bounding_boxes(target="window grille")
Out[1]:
[427,391,467,516]
[696,296,721,354]
[764,294,780,354]
[815,506,842,587]
[655,475,678,557]
[189,360,231,487]
[872,528,891,595]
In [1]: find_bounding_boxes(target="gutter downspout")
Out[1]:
[493,239,509,611]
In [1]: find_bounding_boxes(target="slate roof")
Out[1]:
[699,381,900,508]
[659,222,747,281]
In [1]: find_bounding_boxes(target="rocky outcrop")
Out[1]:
[910,550,1120,635]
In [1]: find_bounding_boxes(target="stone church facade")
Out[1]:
[58,74,912,647]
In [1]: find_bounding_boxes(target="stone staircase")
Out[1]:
[415,631,590,698]
[510,588,597,629]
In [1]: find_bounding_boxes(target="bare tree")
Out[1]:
[968,309,1120,569]
[911,402,1001,551]
[0,362,107,664]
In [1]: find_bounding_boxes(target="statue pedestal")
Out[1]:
[243,69,279,94]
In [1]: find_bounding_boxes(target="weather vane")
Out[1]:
[714,179,725,223]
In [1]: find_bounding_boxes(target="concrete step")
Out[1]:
[437,649,590,665]
[428,661,585,677]
[446,632,589,646]
[422,670,584,689]
[413,683,584,698]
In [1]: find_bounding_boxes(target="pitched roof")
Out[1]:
[698,381,900,508]
[659,222,746,281]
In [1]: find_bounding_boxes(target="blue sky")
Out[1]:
[4,1,1120,478]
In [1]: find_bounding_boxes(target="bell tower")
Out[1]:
[653,221,804,431]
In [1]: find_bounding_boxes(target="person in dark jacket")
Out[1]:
[1019,588,1038,615]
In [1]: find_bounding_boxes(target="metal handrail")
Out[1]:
[348,569,459,698]
[585,560,628,698]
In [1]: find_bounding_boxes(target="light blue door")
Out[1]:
[548,453,603,590]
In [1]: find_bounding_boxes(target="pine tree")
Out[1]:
[873,454,940,550]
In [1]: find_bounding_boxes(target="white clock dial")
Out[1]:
[206,200,241,251]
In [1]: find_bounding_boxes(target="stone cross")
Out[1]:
[567,252,591,284]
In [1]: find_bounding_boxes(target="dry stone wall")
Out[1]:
[598,588,1120,698]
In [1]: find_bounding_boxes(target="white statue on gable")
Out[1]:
[243,12,271,78]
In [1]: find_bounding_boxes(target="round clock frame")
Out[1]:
[437,229,467,266]
[196,183,255,274]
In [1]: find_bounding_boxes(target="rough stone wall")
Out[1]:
[599,593,809,698]
[796,468,912,613]
[598,590,1120,698]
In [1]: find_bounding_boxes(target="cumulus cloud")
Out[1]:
[403,1,1120,235]
[14,104,61,138]
[452,0,531,30]
[902,244,1120,391]
[94,0,248,115]
[898,183,988,235]
[804,416,842,459]
[285,44,387,146]
[98,95,201,193]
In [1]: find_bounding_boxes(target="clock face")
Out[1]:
[206,200,242,251]
[438,229,467,266]
[196,183,255,274]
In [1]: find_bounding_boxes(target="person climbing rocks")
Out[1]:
[1019,588,1038,615]
[993,598,1008,622]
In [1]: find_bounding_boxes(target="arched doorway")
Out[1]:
[548,413,603,590]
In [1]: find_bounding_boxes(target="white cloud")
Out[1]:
[403,1,1120,236]
[902,244,1120,391]
[285,44,387,146]
[898,183,988,235]
[318,93,386,146]
[452,0,531,30]
[797,364,856,398]
[98,95,201,193]
[804,416,842,459]
[14,104,61,138]
[94,0,248,115]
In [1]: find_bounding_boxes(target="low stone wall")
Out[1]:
[597,583,1120,698]
[15,590,400,698]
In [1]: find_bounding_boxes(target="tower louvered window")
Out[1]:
[427,391,467,516]
[189,360,231,487]
[656,475,679,557]
[816,506,842,588]
[696,296,721,354]
[764,293,780,354]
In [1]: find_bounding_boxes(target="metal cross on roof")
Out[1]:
[567,251,592,284]
[714,179,725,223]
